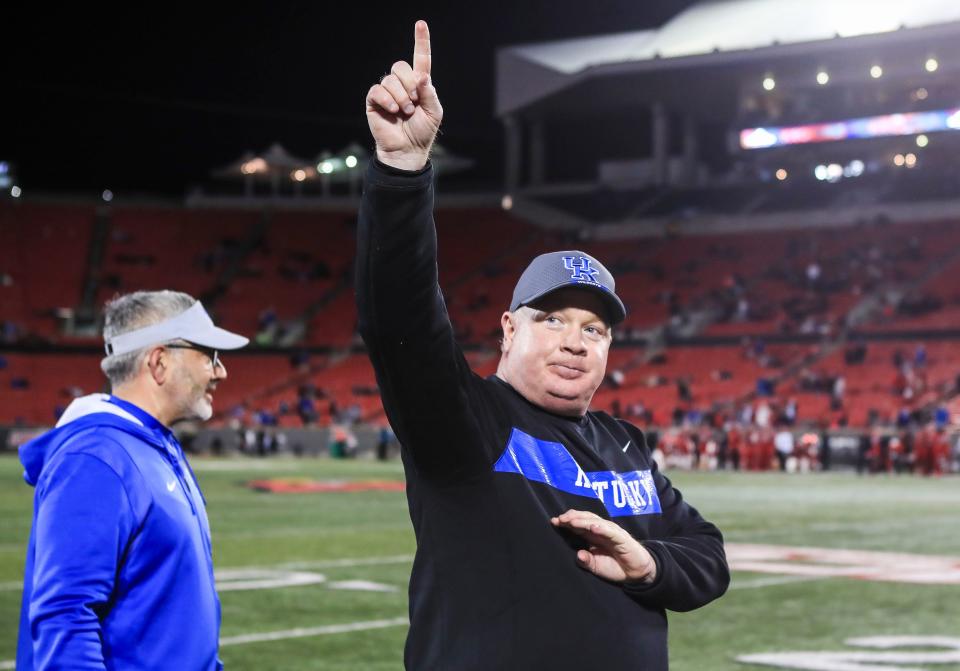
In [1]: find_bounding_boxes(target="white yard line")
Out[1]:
[0,617,411,665]
[220,616,408,646]
[0,580,21,592]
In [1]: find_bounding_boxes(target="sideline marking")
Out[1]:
[220,616,409,646]
[737,635,960,670]
[0,661,12,670]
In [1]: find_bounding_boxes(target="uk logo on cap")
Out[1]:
[509,249,627,324]
[563,256,599,284]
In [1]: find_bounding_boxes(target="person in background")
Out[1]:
[17,291,247,670]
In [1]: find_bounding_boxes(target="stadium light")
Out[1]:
[870,65,883,79]
[501,194,513,211]
[102,189,113,202]
[775,168,788,181]
[345,155,358,168]
[10,185,21,198]
[241,158,267,175]
[741,127,778,149]
[904,153,917,168]
[916,134,929,148]
[762,76,776,91]
[292,169,307,182]
[318,161,334,174]
[893,153,905,166]
[914,88,929,101]
[814,165,827,181]
[816,71,830,86]
[925,58,939,73]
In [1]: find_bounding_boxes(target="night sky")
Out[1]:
[6,2,697,196]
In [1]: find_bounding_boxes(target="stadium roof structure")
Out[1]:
[496,0,960,118]
[208,141,474,199]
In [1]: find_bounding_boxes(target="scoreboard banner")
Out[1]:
[740,107,960,149]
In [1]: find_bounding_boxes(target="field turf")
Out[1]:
[0,455,957,670]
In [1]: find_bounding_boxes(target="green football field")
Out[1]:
[0,455,957,670]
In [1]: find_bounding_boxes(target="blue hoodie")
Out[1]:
[17,394,223,670]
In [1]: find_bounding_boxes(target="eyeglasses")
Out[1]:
[166,343,223,371]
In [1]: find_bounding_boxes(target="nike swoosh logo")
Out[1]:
[166,480,177,492]
[622,441,631,453]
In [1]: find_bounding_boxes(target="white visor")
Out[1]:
[104,302,249,357]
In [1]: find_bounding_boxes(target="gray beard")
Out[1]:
[191,395,213,422]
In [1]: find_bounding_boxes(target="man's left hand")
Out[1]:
[551,509,657,584]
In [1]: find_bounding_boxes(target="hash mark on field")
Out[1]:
[0,580,21,592]
[216,569,327,592]
[327,580,398,592]
[0,661,12,670]
[220,616,409,646]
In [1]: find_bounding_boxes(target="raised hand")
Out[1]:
[365,20,443,171]
[551,509,658,584]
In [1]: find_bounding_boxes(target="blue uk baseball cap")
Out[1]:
[509,250,627,325]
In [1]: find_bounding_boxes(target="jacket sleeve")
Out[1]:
[621,429,730,612]
[28,452,138,670]
[355,159,494,477]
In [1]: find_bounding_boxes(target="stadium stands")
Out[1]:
[98,206,260,307]
[0,353,107,426]
[0,201,96,340]
[1,199,958,458]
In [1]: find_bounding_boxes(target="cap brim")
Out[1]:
[187,326,250,350]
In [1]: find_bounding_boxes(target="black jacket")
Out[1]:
[356,159,729,670]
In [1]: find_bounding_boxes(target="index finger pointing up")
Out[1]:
[413,20,431,75]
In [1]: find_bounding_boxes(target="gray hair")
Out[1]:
[100,290,197,387]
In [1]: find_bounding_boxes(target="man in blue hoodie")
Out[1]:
[17,290,248,670]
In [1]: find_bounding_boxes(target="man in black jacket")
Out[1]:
[357,21,729,670]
